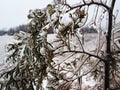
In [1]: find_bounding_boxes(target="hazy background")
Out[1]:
[0,0,119,30]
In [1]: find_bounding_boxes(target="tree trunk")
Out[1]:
[104,0,116,90]
[104,58,110,90]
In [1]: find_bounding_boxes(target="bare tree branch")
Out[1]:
[55,50,105,62]
[66,1,109,12]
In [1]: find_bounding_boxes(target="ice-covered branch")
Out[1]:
[55,50,105,62]
[66,1,109,12]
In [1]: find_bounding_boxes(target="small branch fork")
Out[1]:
[65,0,110,12]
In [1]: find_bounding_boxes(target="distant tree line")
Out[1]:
[81,26,98,34]
[0,30,7,36]
[0,25,97,36]
[0,24,28,36]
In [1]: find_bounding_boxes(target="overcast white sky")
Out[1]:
[0,0,52,30]
[0,0,78,30]
[0,0,119,30]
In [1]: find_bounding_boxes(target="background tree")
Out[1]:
[0,0,120,90]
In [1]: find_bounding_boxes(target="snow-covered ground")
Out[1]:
[0,35,13,76]
[0,35,15,64]
[0,35,19,74]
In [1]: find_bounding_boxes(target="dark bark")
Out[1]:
[104,57,110,90]
[104,0,116,90]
